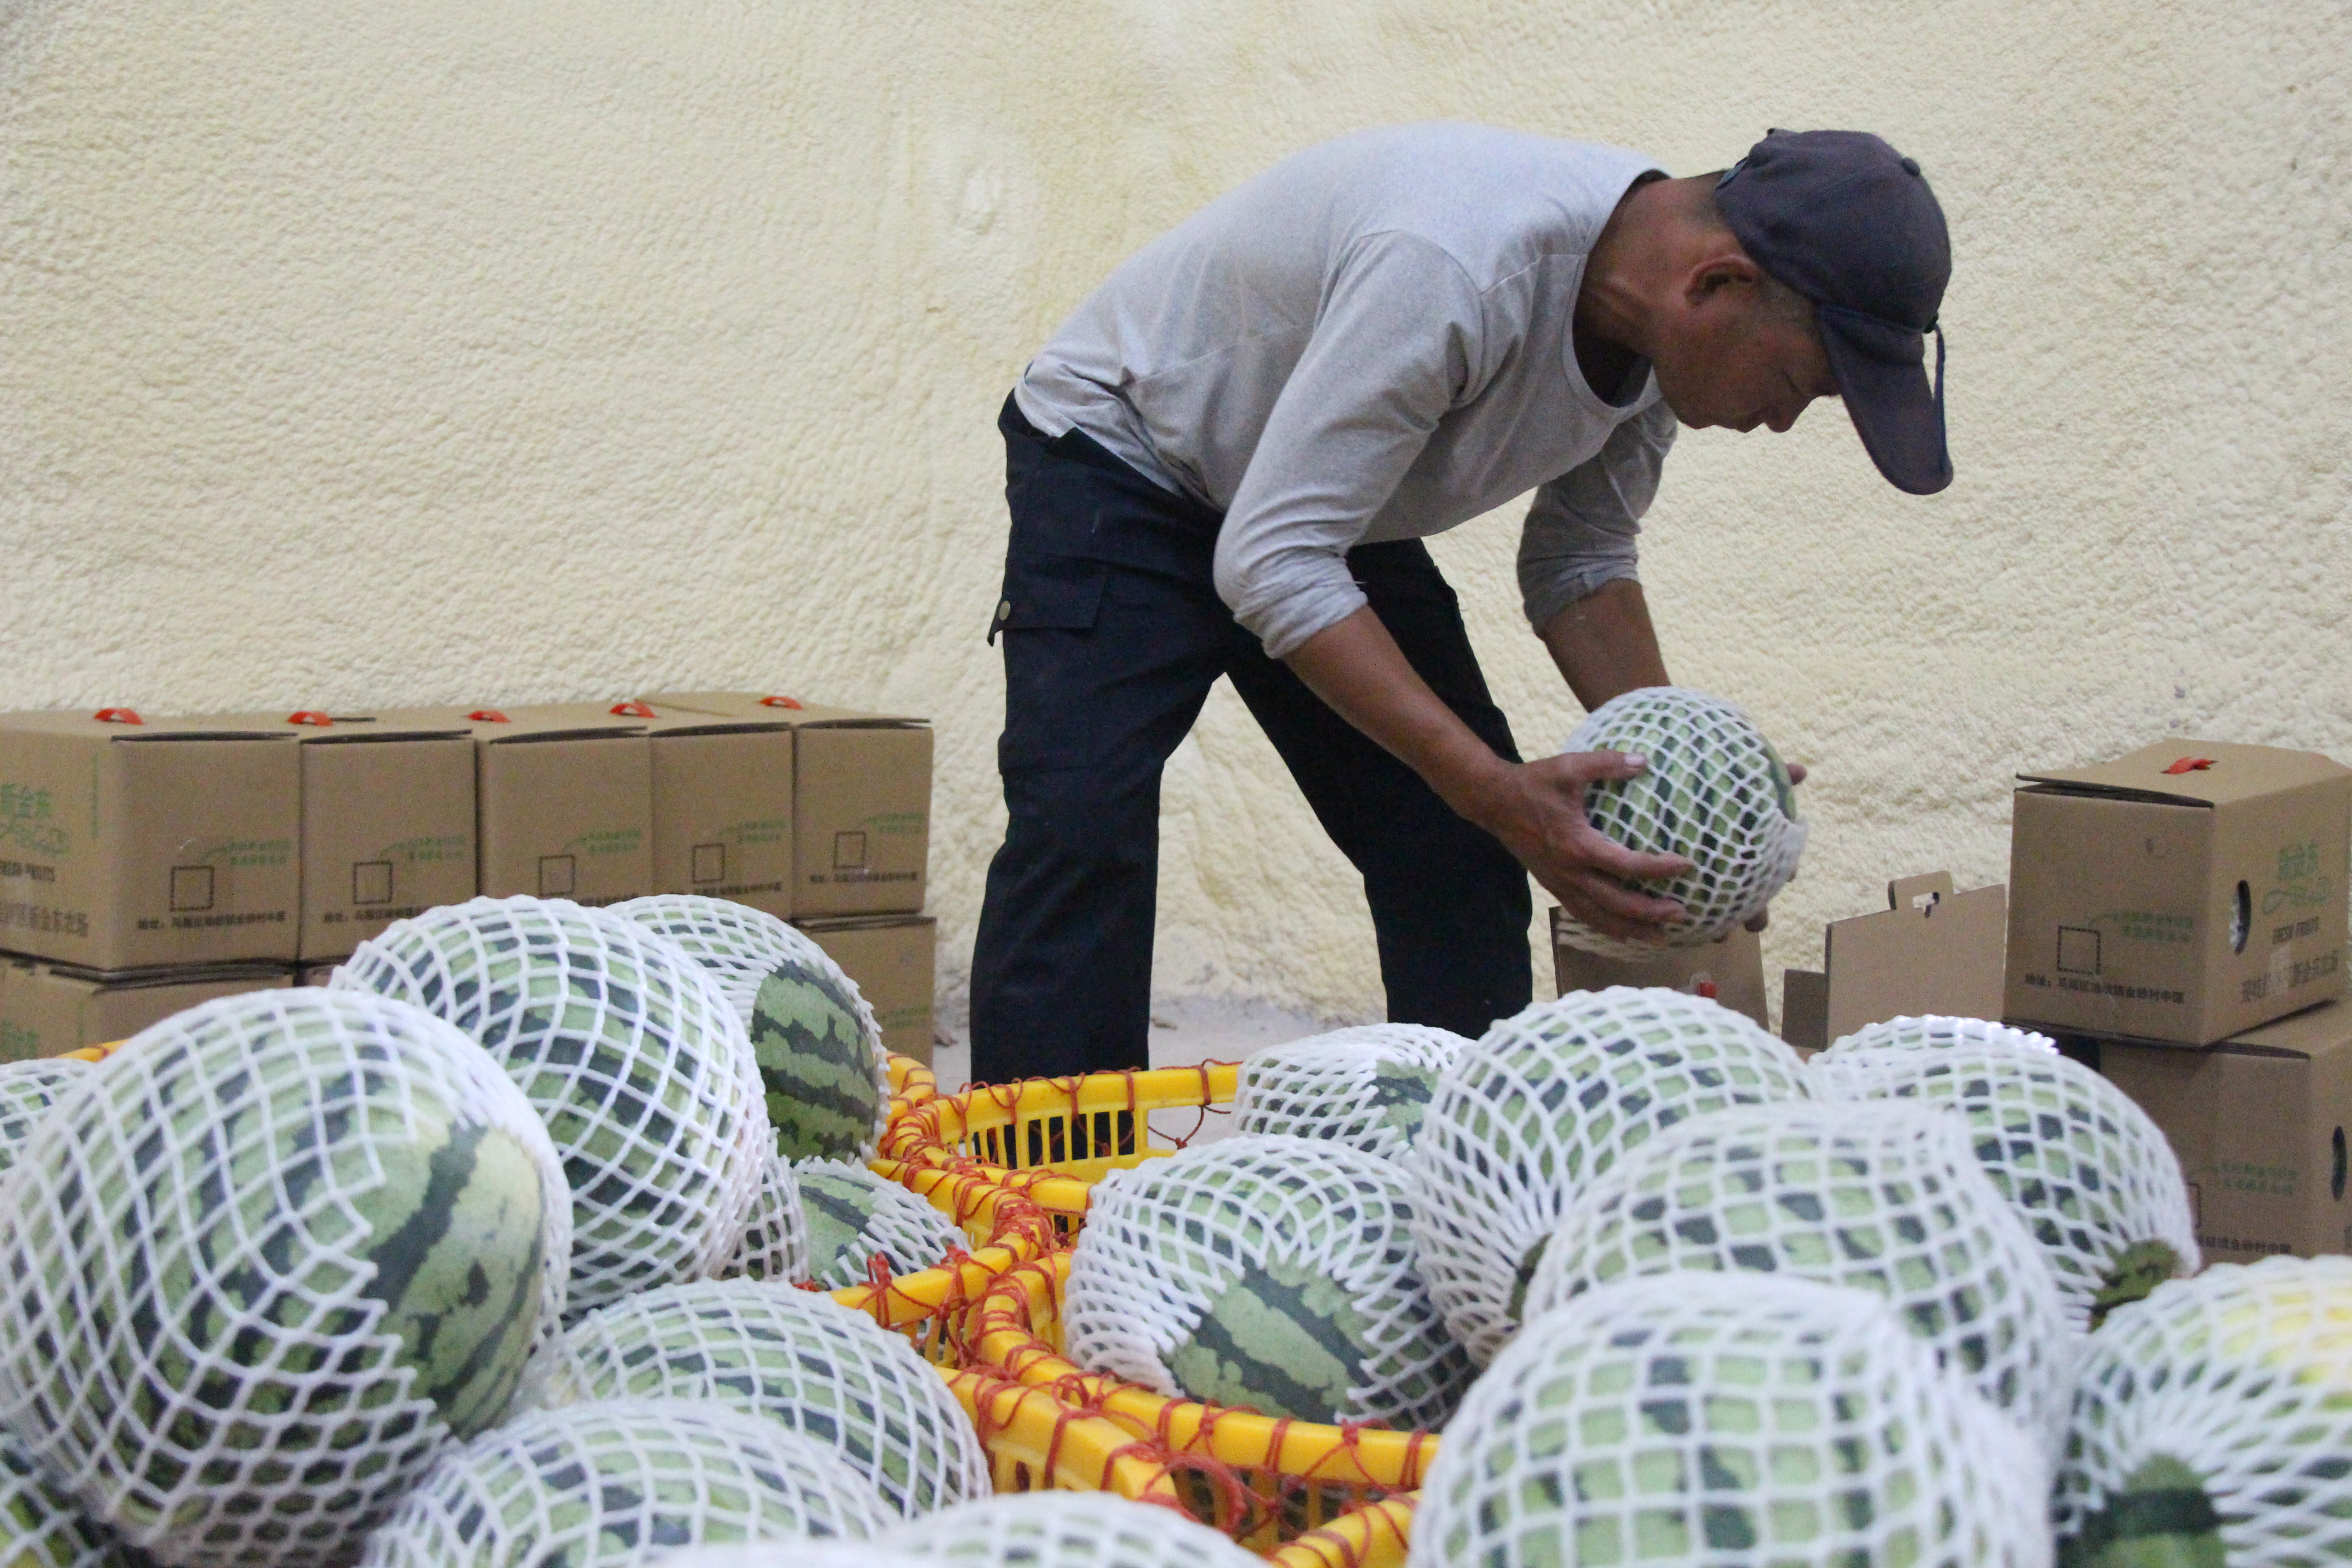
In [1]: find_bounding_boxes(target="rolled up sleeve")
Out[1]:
[1516,399,1676,633]
[1212,232,1488,659]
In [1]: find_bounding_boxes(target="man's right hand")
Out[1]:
[1462,749,1692,945]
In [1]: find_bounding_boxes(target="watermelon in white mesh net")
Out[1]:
[1408,1273,2053,1568]
[879,1491,1264,1568]
[794,1159,965,1291]
[1066,1133,1471,1430]
[1,1429,133,1568]
[2057,1255,2352,1565]
[0,989,572,1568]
[1552,687,1806,960]
[0,1057,91,1176]
[1523,1098,2076,1450]
[611,896,889,1162]
[724,1152,811,1285]
[1814,1014,2058,1063]
[332,897,768,1314]
[549,1280,988,1518]
[359,1398,889,1568]
[623,1547,914,1568]
[1230,1024,1470,1159]
[1405,986,1810,1365]
[1810,1046,2197,1329]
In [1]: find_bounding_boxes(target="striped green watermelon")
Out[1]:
[1408,1272,2049,1568]
[793,1160,963,1291]
[725,1152,810,1284]
[0,1059,89,1178]
[1406,986,1810,1366]
[862,1493,1267,1568]
[1,1430,129,1568]
[358,1399,890,1568]
[1231,1024,1467,1160]
[612,896,888,1163]
[1553,686,1806,960]
[2058,1256,2352,1568]
[0,989,570,1568]
[550,1280,990,1518]
[1067,1133,1470,1430]
[333,897,769,1313]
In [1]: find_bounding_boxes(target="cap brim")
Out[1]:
[1818,305,1950,495]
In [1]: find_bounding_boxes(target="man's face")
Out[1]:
[1650,292,1840,434]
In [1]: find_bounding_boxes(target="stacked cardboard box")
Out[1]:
[640,691,937,1065]
[0,693,936,1064]
[1997,739,2352,1263]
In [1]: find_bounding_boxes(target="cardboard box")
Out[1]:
[200,711,476,961]
[378,706,653,908]
[642,691,931,917]
[0,953,293,1061]
[2006,741,2351,1045]
[796,914,936,1067]
[1780,872,2008,1051]
[0,709,300,969]
[1549,909,1769,1031]
[2101,1000,2352,1262]
[619,701,796,919]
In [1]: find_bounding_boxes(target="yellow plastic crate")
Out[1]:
[1265,1496,1416,1568]
[886,1052,937,1112]
[881,1063,1242,1235]
[965,1252,1439,1550]
[942,1366,1196,1505]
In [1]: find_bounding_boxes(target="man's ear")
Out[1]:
[1684,252,1765,309]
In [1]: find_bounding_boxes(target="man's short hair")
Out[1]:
[1693,174,1815,327]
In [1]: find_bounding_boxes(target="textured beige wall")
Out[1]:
[5,1,2348,1032]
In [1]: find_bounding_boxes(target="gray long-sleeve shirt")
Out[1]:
[1015,122,1676,659]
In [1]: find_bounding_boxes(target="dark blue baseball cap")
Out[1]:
[1717,129,1952,495]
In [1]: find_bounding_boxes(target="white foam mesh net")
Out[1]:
[1810,1046,2198,1330]
[1406,986,1811,1365]
[2057,1255,2352,1563]
[0,1057,92,1176]
[873,1490,1267,1568]
[1408,1272,2054,1568]
[1230,1024,1470,1160]
[1524,1098,2077,1452]
[1,1428,132,1568]
[1814,1014,2058,1063]
[549,1280,989,1519]
[1065,1133,1472,1430]
[1552,687,1806,960]
[610,896,888,1161]
[793,1160,965,1291]
[333,896,769,1314]
[359,1398,889,1568]
[627,1545,916,1568]
[0,988,572,1568]
[723,1153,811,1286]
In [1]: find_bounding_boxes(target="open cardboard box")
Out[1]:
[2006,740,2350,1046]
[1549,909,1769,1031]
[642,691,930,917]
[0,709,300,969]
[1780,872,2007,1051]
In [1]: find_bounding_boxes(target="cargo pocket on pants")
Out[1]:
[989,554,1110,643]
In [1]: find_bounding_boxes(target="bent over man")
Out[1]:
[970,123,1952,1083]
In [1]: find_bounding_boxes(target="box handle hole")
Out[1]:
[2231,880,2252,954]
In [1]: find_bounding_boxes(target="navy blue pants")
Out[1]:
[968,395,1533,1084]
